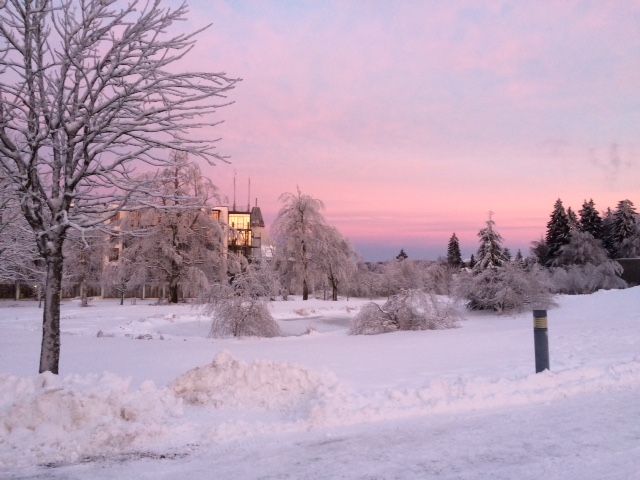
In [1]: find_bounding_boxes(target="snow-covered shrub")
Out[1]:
[349,289,463,335]
[200,280,281,338]
[455,263,555,314]
[549,263,626,294]
[206,296,281,338]
[549,231,627,294]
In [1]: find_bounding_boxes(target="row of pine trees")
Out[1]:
[445,198,638,269]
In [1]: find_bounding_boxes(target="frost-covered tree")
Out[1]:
[529,236,551,266]
[349,290,463,335]
[316,226,358,301]
[347,262,383,300]
[611,199,639,258]
[550,263,626,294]
[0,180,42,287]
[200,264,282,338]
[0,0,237,373]
[117,152,224,303]
[474,213,508,271]
[271,188,329,300]
[545,199,571,264]
[553,231,611,267]
[549,230,626,294]
[578,199,604,241]
[228,257,284,300]
[63,230,107,306]
[567,207,579,232]
[446,233,463,268]
[601,207,617,258]
[455,262,555,313]
[381,258,424,296]
[514,249,524,264]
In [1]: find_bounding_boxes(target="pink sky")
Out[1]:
[167,0,639,261]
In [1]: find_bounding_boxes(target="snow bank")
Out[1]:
[171,351,345,412]
[311,357,640,427]
[0,372,183,468]
[2,353,639,468]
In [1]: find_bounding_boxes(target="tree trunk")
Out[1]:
[302,278,309,301]
[39,253,64,374]
[332,281,338,301]
[169,280,179,303]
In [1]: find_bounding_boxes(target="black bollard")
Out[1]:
[533,310,550,373]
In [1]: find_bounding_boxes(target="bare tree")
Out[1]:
[0,0,237,373]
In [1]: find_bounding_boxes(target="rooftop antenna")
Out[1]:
[248,178,251,212]
[232,172,236,211]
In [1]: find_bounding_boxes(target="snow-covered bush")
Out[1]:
[200,278,281,338]
[549,263,626,294]
[549,231,627,294]
[455,263,555,314]
[349,289,463,335]
[206,295,281,338]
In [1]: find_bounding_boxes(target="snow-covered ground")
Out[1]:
[0,288,639,479]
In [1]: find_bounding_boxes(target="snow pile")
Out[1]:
[171,351,345,413]
[0,372,183,468]
[310,357,640,427]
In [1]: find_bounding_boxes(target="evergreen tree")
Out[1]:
[514,249,524,265]
[567,207,579,231]
[530,236,551,266]
[474,213,508,271]
[396,249,408,261]
[545,198,571,264]
[446,233,463,268]
[578,199,603,240]
[601,207,617,258]
[468,254,476,269]
[611,199,639,258]
[503,247,512,261]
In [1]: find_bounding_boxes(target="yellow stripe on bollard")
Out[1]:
[534,316,548,329]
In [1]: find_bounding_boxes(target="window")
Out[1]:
[229,213,250,230]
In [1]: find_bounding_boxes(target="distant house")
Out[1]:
[208,204,265,259]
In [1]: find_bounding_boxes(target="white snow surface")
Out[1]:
[0,288,639,479]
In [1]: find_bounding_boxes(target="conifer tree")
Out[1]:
[545,198,571,264]
[446,233,463,268]
[601,207,617,258]
[578,199,604,240]
[468,254,476,269]
[474,212,508,271]
[611,199,639,258]
[567,207,579,231]
[396,249,408,261]
[514,249,524,264]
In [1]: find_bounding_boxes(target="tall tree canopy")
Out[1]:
[0,0,237,373]
[578,199,604,240]
[271,188,327,301]
[611,199,639,258]
[474,213,508,271]
[446,233,463,268]
[545,199,571,264]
